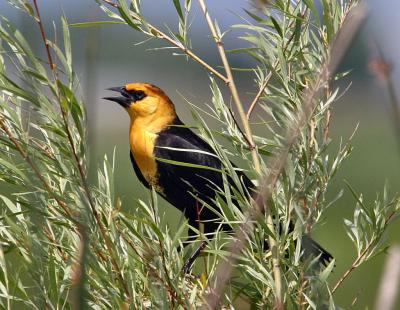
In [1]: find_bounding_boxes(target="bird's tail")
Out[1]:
[301,235,333,266]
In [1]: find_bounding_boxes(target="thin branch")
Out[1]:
[196,0,281,306]
[331,242,370,294]
[197,0,261,173]
[202,3,367,309]
[246,70,273,120]
[0,117,72,218]
[32,1,131,300]
[101,0,228,83]
[332,210,397,294]
[147,25,228,84]
[32,0,56,71]
[246,10,303,120]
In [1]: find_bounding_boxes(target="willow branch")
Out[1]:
[0,117,71,215]
[197,0,280,306]
[197,0,261,173]
[101,0,228,83]
[247,9,305,121]
[332,210,396,294]
[246,70,273,120]
[202,3,367,309]
[32,1,131,299]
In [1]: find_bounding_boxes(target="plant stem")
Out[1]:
[32,0,56,71]
[331,245,369,294]
[202,3,367,308]
[332,210,397,294]
[0,117,72,218]
[246,10,302,121]
[246,70,273,120]
[101,0,228,83]
[197,0,284,307]
[197,0,261,173]
[32,0,131,300]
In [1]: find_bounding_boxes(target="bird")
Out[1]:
[104,82,332,272]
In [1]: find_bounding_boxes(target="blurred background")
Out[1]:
[1,0,399,308]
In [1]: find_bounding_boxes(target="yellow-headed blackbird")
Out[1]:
[104,82,332,271]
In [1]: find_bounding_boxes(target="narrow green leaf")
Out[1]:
[62,16,72,72]
[117,0,141,31]
[69,21,126,28]
[173,0,184,21]
[270,16,283,38]
[154,157,223,173]
[244,9,263,23]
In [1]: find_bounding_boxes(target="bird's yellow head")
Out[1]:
[104,82,176,128]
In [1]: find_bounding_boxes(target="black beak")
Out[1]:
[103,86,132,108]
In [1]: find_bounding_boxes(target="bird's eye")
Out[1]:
[132,90,146,101]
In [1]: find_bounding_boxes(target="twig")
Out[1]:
[32,0,56,71]
[246,70,273,120]
[331,244,369,294]
[246,9,304,121]
[332,210,396,294]
[0,117,72,218]
[197,0,261,173]
[197,0,282,307]
[101,0,228,83]
[202,3,367,309]
[32,1,131,300]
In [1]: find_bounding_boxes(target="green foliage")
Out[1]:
[0,0,399,309]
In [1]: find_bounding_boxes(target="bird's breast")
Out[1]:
[129,127,161,190]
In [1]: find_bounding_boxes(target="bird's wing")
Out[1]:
[154,123,254,200]
[154,127,223,195]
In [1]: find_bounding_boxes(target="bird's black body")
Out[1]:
[130,117,254,240]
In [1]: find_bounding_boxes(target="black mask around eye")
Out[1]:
[131,90,146,102]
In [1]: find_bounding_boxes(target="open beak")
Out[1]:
[103,86,133,108]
